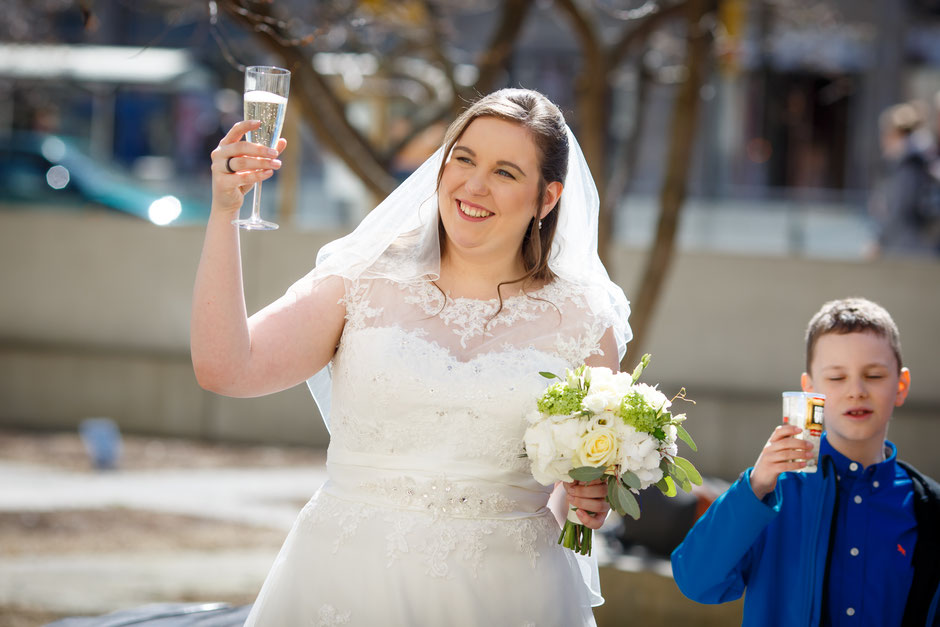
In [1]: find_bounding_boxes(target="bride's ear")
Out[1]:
[540,182,563,220]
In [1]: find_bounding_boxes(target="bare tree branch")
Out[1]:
[625,0,715,363]
[555,0,611,258]
[607,0,691,67]
[472,0,534,95]
[220,0,398,198]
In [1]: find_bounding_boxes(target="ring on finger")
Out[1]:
[225,156,236,174]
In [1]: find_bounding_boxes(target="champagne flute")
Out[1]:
[233,66,290,230]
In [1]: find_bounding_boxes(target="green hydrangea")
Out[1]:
[618,390,669,436]
[537,382,586,416]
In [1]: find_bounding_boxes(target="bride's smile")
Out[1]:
[438,116,548,260]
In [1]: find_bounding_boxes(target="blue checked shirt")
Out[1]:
[821,438,918,626]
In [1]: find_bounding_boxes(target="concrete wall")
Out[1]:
[1,210,938,479]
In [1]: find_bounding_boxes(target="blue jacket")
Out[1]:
[671,452,940,626]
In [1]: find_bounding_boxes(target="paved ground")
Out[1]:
[0,430,329,623]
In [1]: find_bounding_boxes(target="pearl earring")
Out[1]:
[538,219,543,230]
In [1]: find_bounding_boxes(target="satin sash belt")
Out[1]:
[321,448,552,521]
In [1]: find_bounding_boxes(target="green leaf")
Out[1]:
[657,475,677,497]
[676,424,698,452]
[609,479,641,519]
[674,456,703,486]
[619,485,642,520]
[667,462,692,493]
[568,466,606,482]
[539,371,559,380]
[620,471,641,490]
[653,427,666,441]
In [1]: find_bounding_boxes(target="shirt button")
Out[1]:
[849,462,859,471]
[850,547,859,556]
[846,608,855,616]
[873,481,880,488]
[854,495,862,504]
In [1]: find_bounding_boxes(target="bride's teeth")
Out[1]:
[459,201,490,218]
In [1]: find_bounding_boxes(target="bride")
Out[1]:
[191,88,631,626]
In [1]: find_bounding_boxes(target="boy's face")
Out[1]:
[801,331,910,459]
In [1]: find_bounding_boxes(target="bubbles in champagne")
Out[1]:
[244,90,288,148]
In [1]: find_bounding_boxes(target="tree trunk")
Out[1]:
[624,0,714,365]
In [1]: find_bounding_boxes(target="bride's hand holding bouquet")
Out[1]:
[523,354,700,556]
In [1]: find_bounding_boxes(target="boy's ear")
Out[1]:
[895,367,911,407]
[800,372,814,393]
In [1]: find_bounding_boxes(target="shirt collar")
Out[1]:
[819,434,898,485]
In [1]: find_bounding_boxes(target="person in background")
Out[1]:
[869,102,940,256]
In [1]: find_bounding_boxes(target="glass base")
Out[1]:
[232,218,279,231]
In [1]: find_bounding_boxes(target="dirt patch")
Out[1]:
[0,428,324,473]
[0,509,285,558]
[0,606,69,627]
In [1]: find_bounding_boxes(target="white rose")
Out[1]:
[582,390,622,414]
[586,367,615,393]
[575,426,619,468]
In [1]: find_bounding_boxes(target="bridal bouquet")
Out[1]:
[523,354,699,556]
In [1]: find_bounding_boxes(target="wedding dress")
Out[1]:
[244,274,617,627]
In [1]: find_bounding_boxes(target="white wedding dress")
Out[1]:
[244,276,614,627]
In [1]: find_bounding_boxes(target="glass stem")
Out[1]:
[250,181,263,222]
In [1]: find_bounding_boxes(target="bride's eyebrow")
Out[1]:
[453,145,527,178]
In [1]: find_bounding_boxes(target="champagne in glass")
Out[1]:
[233,66,290,230]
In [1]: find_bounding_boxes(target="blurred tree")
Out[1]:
[208,0,721,361]
[23,0,724,362]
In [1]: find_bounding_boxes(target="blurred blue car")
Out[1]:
[0,132,208,226]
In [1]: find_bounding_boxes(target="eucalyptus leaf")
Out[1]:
[667,462,690,492]
[674,456,703,486]
[620,471,641,490]
[606,481,626,516]
[617,482,641,520]
[676,423,698,452]
[661,475,677,497]
[569,465,606,482]
[539,371,559,380]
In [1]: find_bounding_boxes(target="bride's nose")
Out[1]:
[465,171,488,196]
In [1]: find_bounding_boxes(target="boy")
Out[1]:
[671,298,940,626]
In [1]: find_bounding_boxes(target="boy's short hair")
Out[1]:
[805,297,903,373]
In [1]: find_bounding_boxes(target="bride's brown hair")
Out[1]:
[435,89,569,300]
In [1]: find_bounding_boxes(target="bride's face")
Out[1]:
[438,116,548,265]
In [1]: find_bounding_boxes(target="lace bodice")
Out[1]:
[328,277,613,479]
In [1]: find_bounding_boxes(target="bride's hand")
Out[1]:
[564,479,610,530]
[209,120,286,218]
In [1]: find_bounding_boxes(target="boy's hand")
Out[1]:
[750,425,814,501]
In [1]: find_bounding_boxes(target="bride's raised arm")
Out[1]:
[190,121,346,398]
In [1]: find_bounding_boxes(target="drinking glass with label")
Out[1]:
[233,66,290,230]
